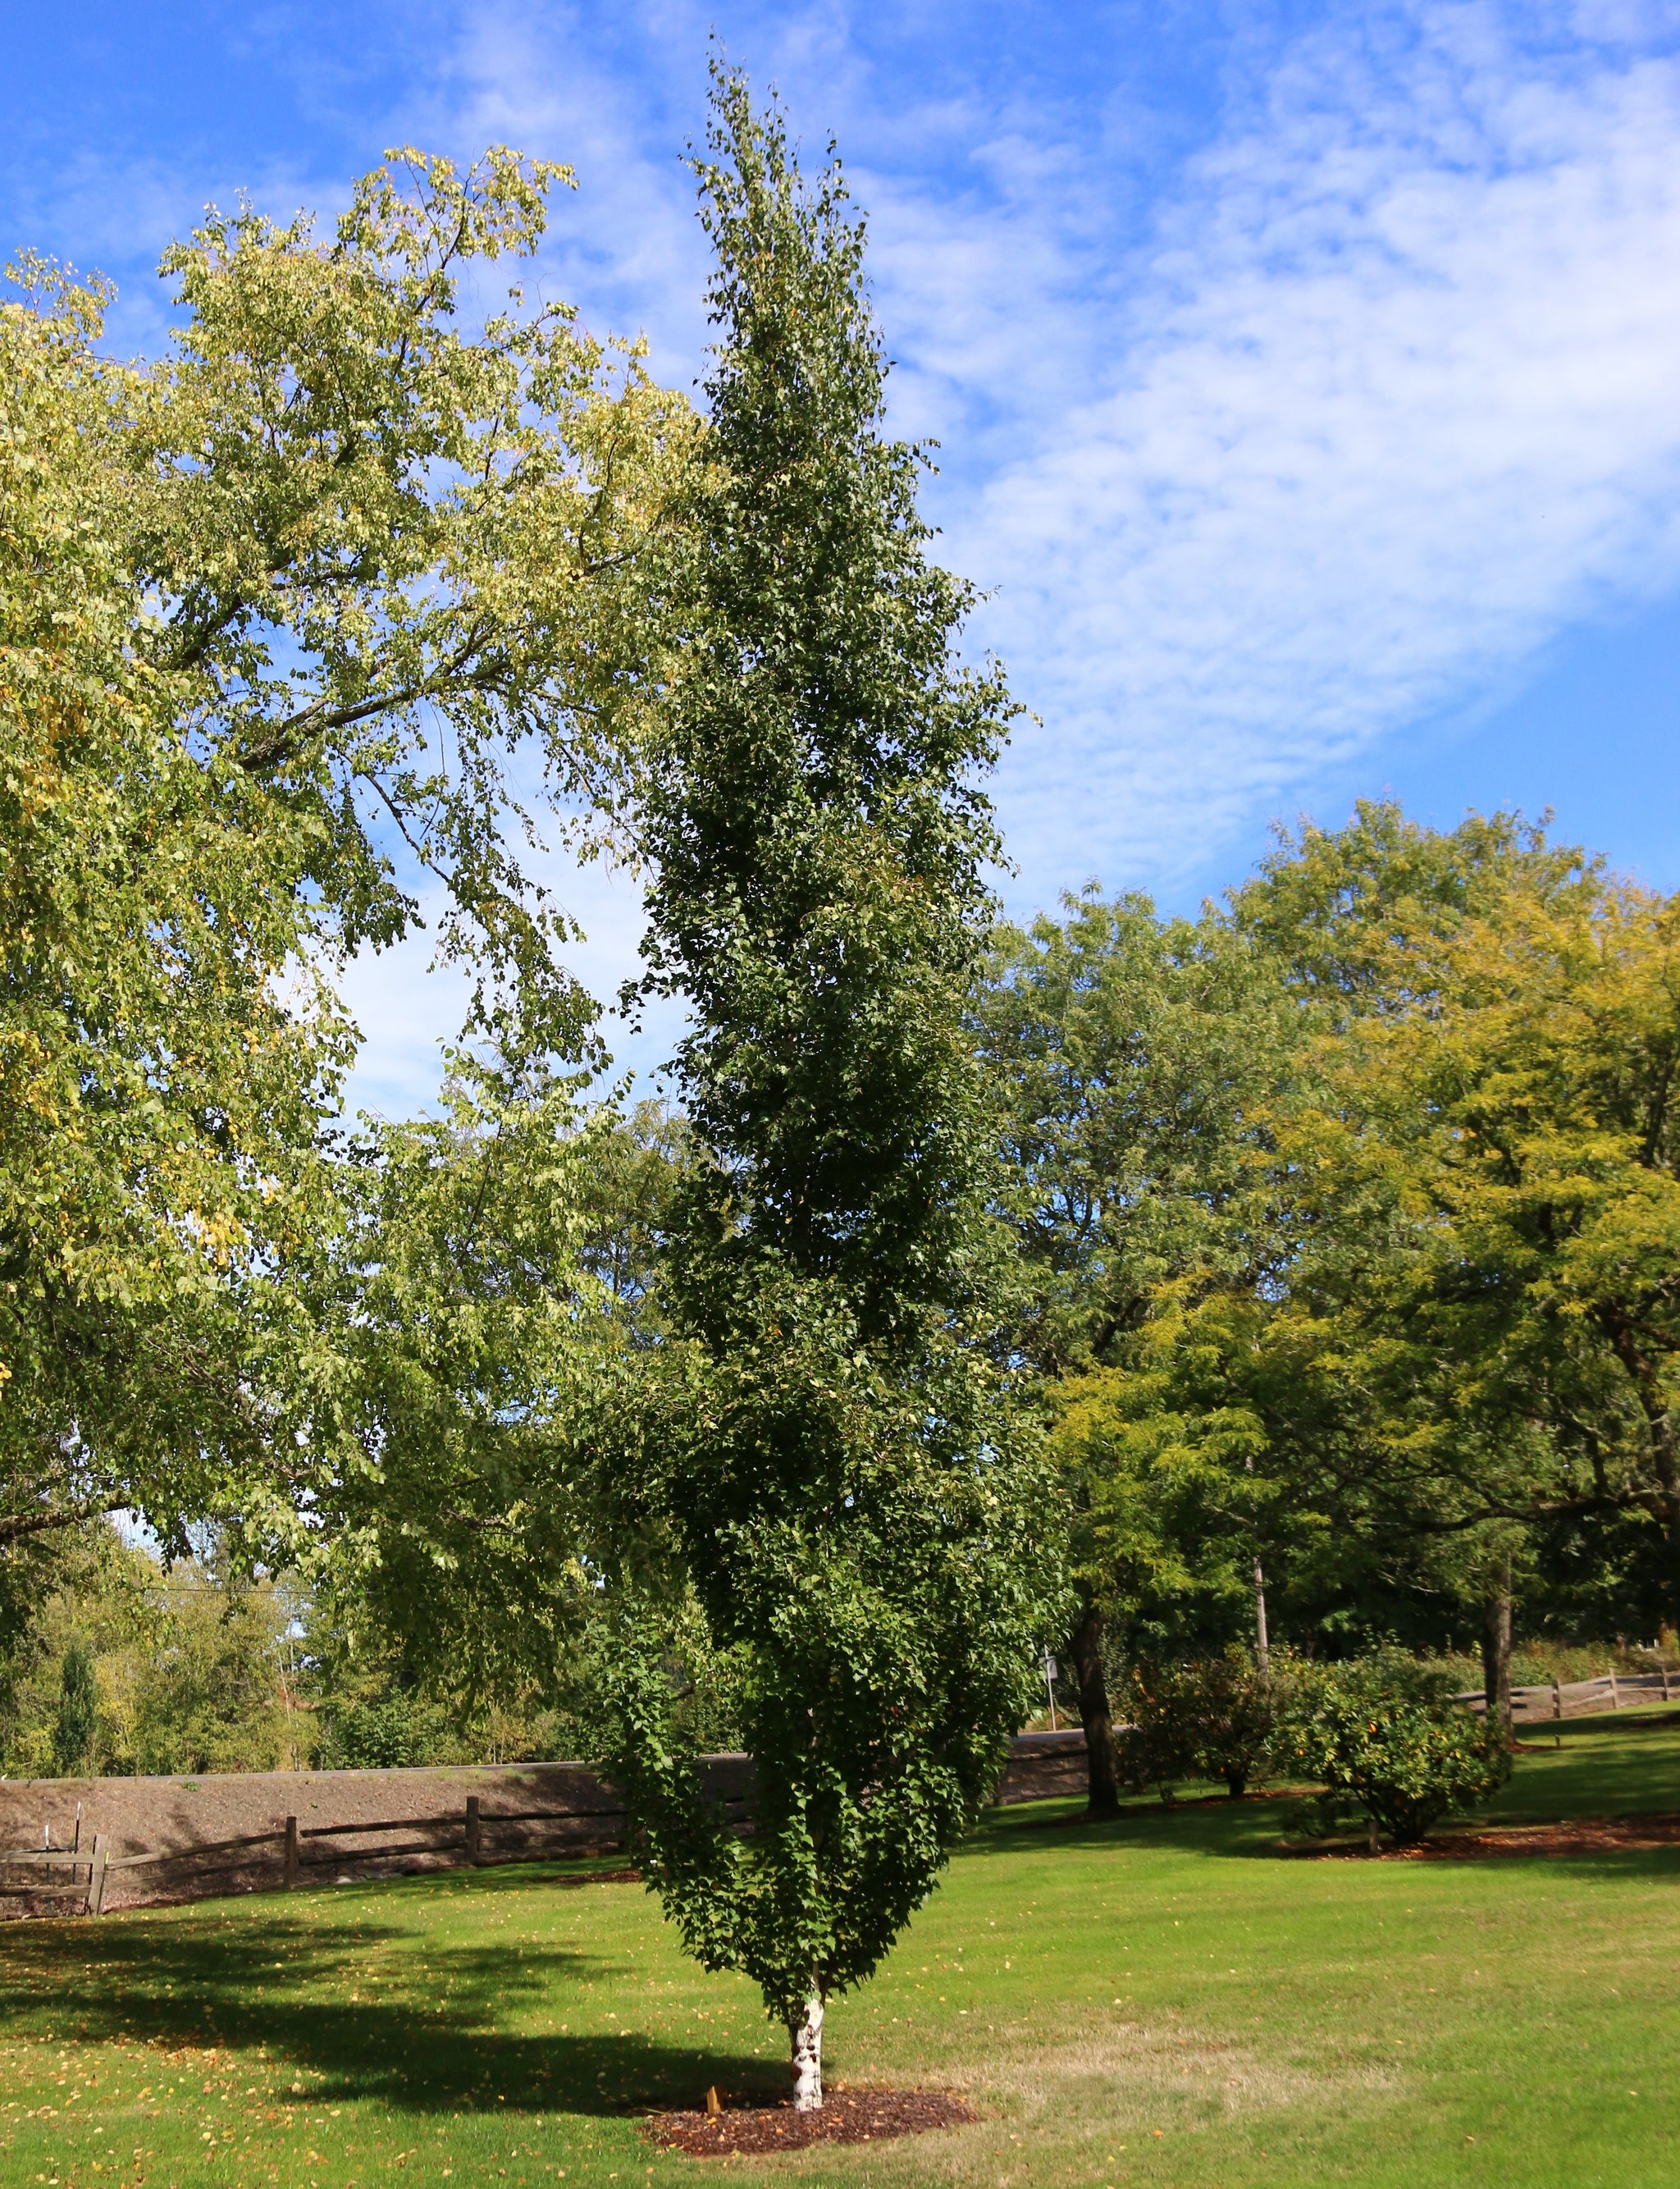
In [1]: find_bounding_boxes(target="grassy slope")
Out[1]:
[2,1710,1676,2189]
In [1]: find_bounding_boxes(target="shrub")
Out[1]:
[51,1639,99,1776]
[1116,1651,1276,1803]
[1114,1660,1206,1803]
[318,1691,453,1771]
[1277,1649,1510,1847]
[1180,1648,1276,1798]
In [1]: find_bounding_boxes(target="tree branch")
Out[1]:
[0,1497,125,1546]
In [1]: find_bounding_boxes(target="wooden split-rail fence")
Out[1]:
[0,1803,115,1916]
[0,1739,1072,1919]
[1456,1668,1680,1721]
[0,1790,686,1918]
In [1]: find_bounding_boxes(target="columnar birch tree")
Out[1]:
[596,70,1059,2109]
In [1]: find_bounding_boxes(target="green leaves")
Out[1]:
[139,143,695,1057]
[1279,1650,1510,1847]
[0,146,689,1556]
[595,66,1060,2051]
[300,1067,682,1705]
[975,889,1290,1377]
[1228,806,1680,1627]
[996,806,1680,1660]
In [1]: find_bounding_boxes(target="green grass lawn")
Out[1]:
[3,1709,1677,2189]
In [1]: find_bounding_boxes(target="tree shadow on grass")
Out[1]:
[974,1793,1291,1860]
[972,1794,1680,1883]
[0,1871,778,2119]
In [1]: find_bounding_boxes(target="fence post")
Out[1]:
[1664,1665,1673,1703]
[1553,1678,1563,1721]
[465,1796,482,1868]
[1609,1670,1621,1711]
[85,1834,108,1917]
[284,1816,299,1891]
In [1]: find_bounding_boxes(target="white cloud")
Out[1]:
[339,0,1680,1100]
[333,852,689,1122]
[945,7,1680,894]
[23,1,1680,1105]
[441,2,1680,911]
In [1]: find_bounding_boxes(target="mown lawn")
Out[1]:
[3,1709,1677,2189]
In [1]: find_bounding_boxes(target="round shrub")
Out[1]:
[1176,1647,1276,1798]
[1115,1660,1201,1803]
[1116,1651,1275,1801]
[1276,1648,1509,1847]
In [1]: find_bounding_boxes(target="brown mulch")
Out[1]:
[1286,1812,1680,1861]
[1413,1812,1680,1859]
[647,2087,976,2158]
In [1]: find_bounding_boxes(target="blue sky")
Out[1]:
[10,2,1680,1108]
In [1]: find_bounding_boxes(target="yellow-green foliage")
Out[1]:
[0,150,694,1565]
[0,1533,300,1778]
[1024,807,1680,1657]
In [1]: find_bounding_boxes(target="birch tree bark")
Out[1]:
[790,1993,824,2112]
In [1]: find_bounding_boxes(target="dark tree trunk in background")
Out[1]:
[1481,1570,1513,1737]
[1070,1595,1121,1817]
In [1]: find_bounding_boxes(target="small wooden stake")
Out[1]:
[284,1815,299,1891]
[706,2086,722,2119]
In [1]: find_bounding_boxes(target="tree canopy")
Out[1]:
[980,804,1680,1727]
[0,152,691,1556]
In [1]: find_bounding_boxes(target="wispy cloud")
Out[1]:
[325,0,1680,1099]
[944,7,1680,892]
[15,0,1680,1109]
[441,2,1680,908]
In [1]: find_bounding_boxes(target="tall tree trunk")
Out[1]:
[1069,1594,1122,1818]
[1603,1313,1680,1627]
[1253,1557,1271,1684]
[789,1990,824,2111]
[1481,1568,1513,1737]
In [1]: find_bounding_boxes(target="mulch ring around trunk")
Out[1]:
[647,2086,976,2158]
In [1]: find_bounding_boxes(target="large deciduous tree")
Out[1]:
[594,71,1060,2110]
[0,153,690,1556]
[1069,807,1680,1675]
[979,805,1680,1725]
[974,890,1290,1808]
[302,1070,686,1714]
[1226,805,1680,1637]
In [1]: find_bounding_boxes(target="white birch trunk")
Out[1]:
[790,1991,824,2111]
